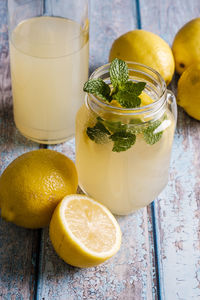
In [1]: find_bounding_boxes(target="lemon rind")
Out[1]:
[59,194,122,259]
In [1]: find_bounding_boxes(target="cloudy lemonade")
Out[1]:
[76,61,176,215]
[76,101,175,215]
[10,16,89,143]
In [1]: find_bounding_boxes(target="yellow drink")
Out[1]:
[76,102,175,215]
[9,16,89,143]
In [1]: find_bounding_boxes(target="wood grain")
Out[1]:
[1,0,199,299]
[139,0,200,299]
[89,0,137,72]
[37,209,156,299]
[37,1,158,299]
[0,1,40,298]
[40,141,158,299]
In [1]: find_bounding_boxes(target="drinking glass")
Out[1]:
[8,0,89,144]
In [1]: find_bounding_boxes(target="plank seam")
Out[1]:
[33,144,48,300]
[135,1,161,299]
[33,229,43,300]
[151,202,162,300]
[135,0,142,29]
[43,0,47,15]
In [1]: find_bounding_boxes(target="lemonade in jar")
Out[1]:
[76,59,177,215]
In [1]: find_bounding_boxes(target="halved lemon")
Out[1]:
[49,194,122,268]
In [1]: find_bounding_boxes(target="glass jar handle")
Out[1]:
[167,89,177,124]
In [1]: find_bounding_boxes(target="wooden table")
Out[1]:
[0,1,200,299]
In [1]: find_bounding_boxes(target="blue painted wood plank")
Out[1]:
[139,0,200,45]
[89,0,137,72]
[37,209,155,300]
[0,1,41,298]
[37,1,158,299]
[139,0,200,299]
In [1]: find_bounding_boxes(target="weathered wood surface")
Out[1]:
[38,1,157,299]
[0,0,200,299]
[140,0,200,299]
[0,1,40,299]
[89,0,137,72]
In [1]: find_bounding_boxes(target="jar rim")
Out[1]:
[87,61,167,116]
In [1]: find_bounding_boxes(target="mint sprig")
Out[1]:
[97,117,128,133]
[83,58,146,108]
[110,132,136,152]
[83,78,112,102]
[83,58,164,152]
[114,90,141,108]
[143,120,163,145]
[86,121,110,144]
[110,58,129,90]
[121,81,146,95]
[86,117,165,152]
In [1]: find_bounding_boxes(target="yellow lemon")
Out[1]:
[102,93,153,123]
[172,18,200,75]
[0,149,78,228]
[110,99,122,108]
[111,92,153,108]
[177,63,200,120]
[109,30,175,85]
[111,93,153,107]
[49,194,122,268]
[140,91,153,106]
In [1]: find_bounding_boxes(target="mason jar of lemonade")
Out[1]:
[76,61,177,215]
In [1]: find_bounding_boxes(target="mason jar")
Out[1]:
[76,62,177,215]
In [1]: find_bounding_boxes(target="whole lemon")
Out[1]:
[177,64,200,120]
[172,18,200,75]
[109,30,175,85]
[0,149,78,228]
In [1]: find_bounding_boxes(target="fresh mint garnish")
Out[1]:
[83,78,112,102]
[83,58,146,108]
[110,58,129,89]
[143,120,163,145]
[83,58,165,152]
[121,81,146,95]
[86,121,110,144]
[86,117,165,152]
[129,118,143,124]
[97,117,128,133]
[114,90,141,108]
[110,131,136,152]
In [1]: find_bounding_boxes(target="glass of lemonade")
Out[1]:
[8,0,89,144]
[76,62,177,215]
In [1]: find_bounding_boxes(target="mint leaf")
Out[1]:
[87,122,110,144]
[83,79,111,102]
[110,131,136,152]
[143,120,163,145]
[83,58,146,108]
[129,118,143,124]
[110,58,129,89]
[97,117,128,133]
[122,81,146,95]
[114,90,141,108]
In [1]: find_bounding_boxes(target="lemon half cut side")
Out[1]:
[49,194,122,268]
